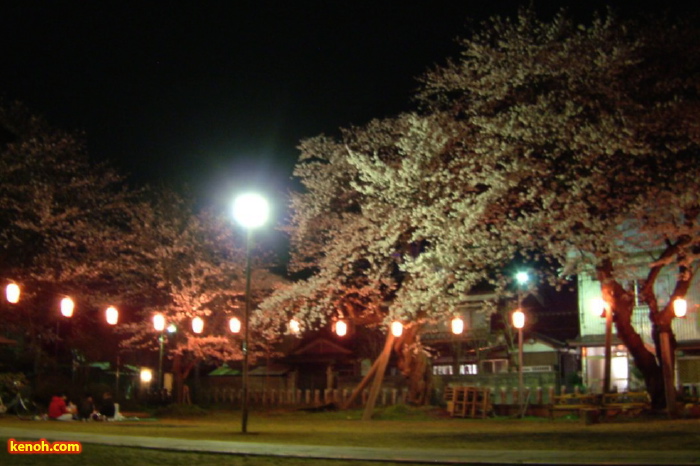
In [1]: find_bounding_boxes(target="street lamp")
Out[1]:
[60,297,75,318]
[106,306,119,325]
[512,309,525,415]
[391,321,403,337]
[5,283,20,304]
[56,296,75,360]
[233,192,269,434]
[334,320,348,337]
[673,298,687,318]
[592,298,613,394]
[515,272,529,287]
[154,313,166,391]
[191,316,204,334]
[289,318,301,334]
[659,297,688,417]
[229,317,242,334]
[451,317,464,335]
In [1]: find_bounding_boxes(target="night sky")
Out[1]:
[1,1,691,215]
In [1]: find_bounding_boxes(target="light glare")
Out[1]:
[451,317,464,335]
[192,316,204,334]
[5,283,20,304]
[229,317,242,333]
[512,310,525,329]
[592,298,608,318]
[233,193,270,229]
[515,271,529,285]
[391,321,403,337]
[674,298,687,318]
[140,368,153,383]
[335,320,347,337]
[60,297,75,318]
[153,313,165,331]
[106,306,119,325]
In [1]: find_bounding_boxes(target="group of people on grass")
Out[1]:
[48,391,116,421]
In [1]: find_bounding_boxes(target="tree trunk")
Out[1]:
[395,324,431,405]
[597,264,665,409]
[173,353,183,404]
[362,332,395,420]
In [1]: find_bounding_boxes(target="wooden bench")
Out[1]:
[550,394,600,419]
[601,392,650,417]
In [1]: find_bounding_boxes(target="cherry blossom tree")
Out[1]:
[263,8,700,412]
[0,102,143,378]
[417,8,700,409]
[121,192,283,402]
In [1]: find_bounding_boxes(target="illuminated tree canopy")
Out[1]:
[262,8,700,408]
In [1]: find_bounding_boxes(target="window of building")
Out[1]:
[459,364,478,375]
[481,359,508,374]
[432,365,453,375]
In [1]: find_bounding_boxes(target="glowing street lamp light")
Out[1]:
[674,298,687,318]
[512,309,526,415]
[233,193,270,229]
[515,272,529,286]
[512,310,525,330]
[5,283,20,304]
[229,317,242,334]
[191,316,204,334]
[105,306,119,325]
[592,298,607,318]
[289,318,300,334]
[451,317,464,335]
[60,297,75,318]
[233,192,269,434]
[153,313,167,391]
[660,296,689,417]
[391,321,403,337]
[140,368,153,383]
[593,297,613,394]
[153,313,166,332]
[334,320,348,337]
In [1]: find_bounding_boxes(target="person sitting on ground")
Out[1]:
[78,395,97,421]
[99,392,116,419]
[48,393,73,421]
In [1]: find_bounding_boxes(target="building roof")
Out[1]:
[291,337,352,356]
[208,364,240,376]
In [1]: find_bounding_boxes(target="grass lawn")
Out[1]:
[0,405,698,462]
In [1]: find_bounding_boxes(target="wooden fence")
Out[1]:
[201,384,589,408]
[202,387,409,408]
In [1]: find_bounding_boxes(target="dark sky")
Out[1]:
[1,1,692,214]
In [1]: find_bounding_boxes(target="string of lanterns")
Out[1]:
[7,282,583,342]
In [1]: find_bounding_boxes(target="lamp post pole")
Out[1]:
[241,228,253,433]
[158,332,165,391]
[603,304,613,394]
[512,310,525,416]
[518,324,524,410]
[233,192,269,434]
[514,272,528,414]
